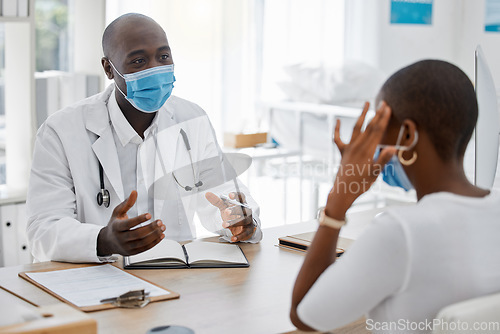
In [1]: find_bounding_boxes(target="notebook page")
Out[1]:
[185,242,247,265]
[25,265,169,307]
[128,238,186,265]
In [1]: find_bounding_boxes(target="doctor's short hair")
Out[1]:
[102,13,159,58]
[377,59,478,161]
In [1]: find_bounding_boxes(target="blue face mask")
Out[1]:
[110,62,175,113]
[380,155,414,191]
[375,125,418,192]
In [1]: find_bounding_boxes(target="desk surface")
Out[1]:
[0,222,369,334]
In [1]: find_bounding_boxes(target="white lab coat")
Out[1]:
[26,85,262,263]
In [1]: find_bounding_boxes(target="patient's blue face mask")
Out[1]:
[109,61,175,113]
[375,125,418,192]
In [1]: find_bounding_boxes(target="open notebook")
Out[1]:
[124,240,249,269]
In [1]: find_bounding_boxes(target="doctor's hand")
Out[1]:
[97,191,165,256]
[205,192,256,242]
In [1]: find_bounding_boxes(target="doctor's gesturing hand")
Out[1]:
[97,191,166,256]
[205,192,256,242]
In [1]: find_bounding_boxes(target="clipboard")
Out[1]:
[19,264,179,312]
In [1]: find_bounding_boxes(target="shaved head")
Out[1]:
[377,60,477,161]
[102,13,165,59]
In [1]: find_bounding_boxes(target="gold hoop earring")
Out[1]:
[398,150,417,166]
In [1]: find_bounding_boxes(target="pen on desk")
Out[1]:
[100,290,150,304]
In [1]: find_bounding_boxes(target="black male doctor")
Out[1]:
[26,13,262,263]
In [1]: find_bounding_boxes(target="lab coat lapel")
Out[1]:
[92,128,125,202]
[85,91,125,203]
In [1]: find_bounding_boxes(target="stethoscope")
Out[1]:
[172,129,204,191]
[96,128,203,208]
[97,162,111,208]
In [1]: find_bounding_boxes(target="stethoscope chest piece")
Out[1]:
[97,161,111,208]
[97,188,110,208]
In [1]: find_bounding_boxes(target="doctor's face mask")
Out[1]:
[109,61,175,113]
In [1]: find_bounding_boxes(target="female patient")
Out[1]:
[290,60,500,333]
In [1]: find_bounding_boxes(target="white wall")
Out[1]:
[260,0,345,103]
[456,1,500,91]
[71,0,106,82]
[345,0,500,89]
[345,0,500,188]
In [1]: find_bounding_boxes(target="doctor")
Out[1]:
[26,13,262,263]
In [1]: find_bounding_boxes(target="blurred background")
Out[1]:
[2,0,500,264]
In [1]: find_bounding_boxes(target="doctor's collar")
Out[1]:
[109,87,161,145]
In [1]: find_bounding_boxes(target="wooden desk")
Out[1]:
[0,222,369,334]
